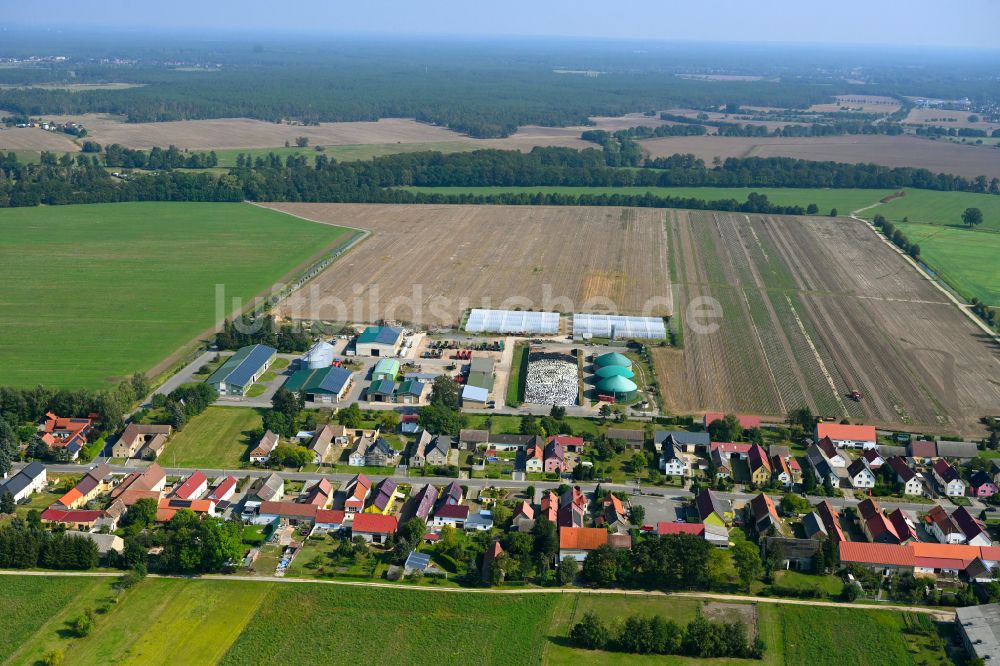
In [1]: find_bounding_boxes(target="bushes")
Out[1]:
[569,611,764,659]
[872,214,920,259]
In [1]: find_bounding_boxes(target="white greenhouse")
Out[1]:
[464,309,560,335]
[572,313,666,340]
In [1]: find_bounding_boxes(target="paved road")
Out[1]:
[0,569,954,619]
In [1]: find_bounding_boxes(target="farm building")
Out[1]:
[956,604,1000,664]
[371,358,401,382]
[285,365,353,403]
[301,340,335,369]
[395,379,427,404]
[112,423,172,459]
[814,422,877,449]
[355,326,403,357]
[462,384,489,408]
[0,462,47,504]
[39,412,93,460]
[368,379,397,402]
[595,375,637,402]
[465,308,559,335]
[205,344,277,396]
[595,364,634,379]
[572,313,666,340]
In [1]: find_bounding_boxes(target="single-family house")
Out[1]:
[926,505,964,544]
[523,441,544,473]
[540,491,558,523]
[352,513,398,543]
[816,437,849,467]
[747,445,772,486]
[0,462,47,504]
[407,431,434,467]
[953,506,993,547]
[366,478,400,515]
[424,436,451,467]
[343,474,372,514]
[970,471,998,498]
[511,501,535,532]
[695,489,731,527]
[847,458,876,489]
[654,430,710,453]
[858,498,900,544]
[770,454,793,487]
[439,481,463,507]
[366,437,399,467]
[432,503,470,528]
[599,493,629,533]
[112,423,172,459]
[408,484,438,522]
[710,448,733,479]
[249,430,280,464]
[209,476,238,503]
[806,445,840,488]
[861,448,885,469]
[660,439,689,476]
[109,463,167,506]
[543,440,568,473]
[887,509,918,544]
[815,422,877,449]
[886,456,924,496]
[55,463,112,509]
[748,493,781,535]
[932,459,967,497]
[172,471,208,501]
[817,500,846,542]
[39,411,93,460]
[250,473,285,503]
[301,478,333,508]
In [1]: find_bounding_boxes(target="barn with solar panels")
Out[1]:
[465,308,560,335]
[284,365,354,404]
[572,313,666,340]
[205,344,277,396]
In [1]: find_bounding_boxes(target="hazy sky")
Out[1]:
[4,0,998,49]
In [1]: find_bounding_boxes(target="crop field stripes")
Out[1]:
[782,294,849,418]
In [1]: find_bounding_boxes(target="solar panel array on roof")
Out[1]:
[207,344,277,388]
[317,366,352,393]
[572,314,666,340]
[465,309,559,334]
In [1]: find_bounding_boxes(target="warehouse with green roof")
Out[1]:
[284,365,353,404]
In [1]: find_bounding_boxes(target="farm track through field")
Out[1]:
[657,210,1000,434]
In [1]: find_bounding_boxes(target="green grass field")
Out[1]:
[874,188,1000,232]
[897,222,1000,304]
[0,202,349,388]
[160,406,264,467]
[4,576,956,666]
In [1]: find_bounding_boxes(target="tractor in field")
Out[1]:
[847,389,863,402]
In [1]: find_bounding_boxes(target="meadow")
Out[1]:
[159,406,264,468]
[2,574,957,666]
[0,202,349,388]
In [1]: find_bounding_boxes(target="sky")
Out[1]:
[3,0,998,50]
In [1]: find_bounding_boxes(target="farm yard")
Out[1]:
[639,134,1000,181]
[0,202,350,388]
[1,574,955,666]
[656,209,1000,435]
[263,203,673,327]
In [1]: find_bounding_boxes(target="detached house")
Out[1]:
[540,490,558,523]
[249,430,279,464]
[970,471,998,498]
[815,422,877,449]
[816,437,849,467]
[817,500,846,542]
[858,498,901,544]
[847,458,876,490]
[0,462,47,504]
[695,489,731,527]
[511,501,535,532]
[599,493,629,533]
[558,487,586,528]
[523,441,544,473]
[887,456,924,496]
[343,474,372,514]
[932,459,967,497]
[748,493,781,535]
[408,484,438,522]
[172,471,208,500]
[747,445,772,486]
[543,440,568,473]
[366,478,400,515]
[806,445,840,488]
[926,505,965,544]
[432,503,470,529]
[953,506,993,547]
[39,412,93,460]
[659,436,691,477]
[770,454,793,487]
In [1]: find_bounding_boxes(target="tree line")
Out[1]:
[872,214,920,260]
[0,518,99,570]
[102,144,219,170]
[215,316,312,354]
[570,611,764,660]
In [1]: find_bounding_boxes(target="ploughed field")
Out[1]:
[655,210,1000,434]
[263,203,673,326]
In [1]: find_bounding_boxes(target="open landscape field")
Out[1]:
[0,126,79,151]
[159,406,264,467]
[655,209,1000,434]
[3,575,954,666]
[263,203,673,326]
[0,202,350,388]
[640,134,1000,180]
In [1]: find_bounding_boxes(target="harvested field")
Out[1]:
[0,126,79,151]
[656,209,1000,434]
[809,95,901,114]
[263,203,672,327]
[904,107,1000,132]
[640,134,1000,180]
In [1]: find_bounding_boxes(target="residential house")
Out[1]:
[660,439,689,477]
[309,424,348,464]
[909,439,938,464]
[209,476,238,504]
[489,434,536,452]
[540,490,557,523]
[366,478,400,515]
[861,448,885,470]
[314,509,346,532]
[357,435,399,467]
[407,431,434,467]
[250,473,285,503]
[932,459,967,497]
[109,463,167,506]
[748,493,781,535]
[770,454,793,487]
[710,448,733,479]
[301,479,333,508]
[926,505,965,544]
[55,463,112,509]
[352,513,398,544]
[747,445,772,486]
[815,422,877,449]
[523,441,544,473]
[249,430,280,464]
[654,430,710,453]
[886,456,925,496]
[439,481,463,507]
[549,435,584,453]
[694,489,731,527]
[482,541,505,582]
[408,484,438,522]
[802,511,828,541]
[806,445,840,489]
[349,433,377,466]
[112,423,171,459]
[424,436,452,467]
[172,471,208,501]
[970,471,998,498]
[343,474,372,514]
[817,500,846,542]
[558,486,587,529]
[559,527,631,562]
[0,462,47,504]
[816,437,849,467]
[465,510,494,531]
[432,504,470,529]
[762,537,820,571]
[858,498,900,544]
[40,508,105,531]
[953,506,993,547]
[511,501,535,532]
[847,458,876,490]
[39,411,93,460]
[606,428,646,450]
[543,440,568,474]
[887,509,918,544]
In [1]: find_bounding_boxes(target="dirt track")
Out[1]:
[656,210,1000,435]
[262,203,672,327]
